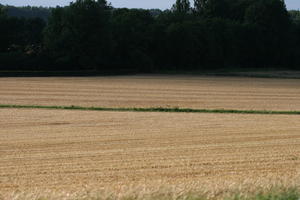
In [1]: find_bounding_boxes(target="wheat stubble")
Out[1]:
[0,108,299,195]
[0,76,300,111]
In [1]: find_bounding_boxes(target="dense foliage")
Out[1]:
[3,5,50,20]
[0,0,300,72]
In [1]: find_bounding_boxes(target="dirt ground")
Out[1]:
[0,108,299,197]
[0,76,300,111]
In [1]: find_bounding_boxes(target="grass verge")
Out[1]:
[0,104,299,115]
[2,188,299,200]
[227,189,300,200]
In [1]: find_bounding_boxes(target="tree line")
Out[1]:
[1,0,300,72]
[3,5,50,20]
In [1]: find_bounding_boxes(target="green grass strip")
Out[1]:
[0,104,300,115]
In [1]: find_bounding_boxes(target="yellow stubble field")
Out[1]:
[1,109,300,198]
[0,76,300,199]
[0,76,300,111]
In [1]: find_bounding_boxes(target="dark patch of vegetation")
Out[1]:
[228,189,300,200]
[1,0,300,73]
[0,104,300,115]
[2,5,50,21]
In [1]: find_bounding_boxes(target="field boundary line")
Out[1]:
[0,104,300,115]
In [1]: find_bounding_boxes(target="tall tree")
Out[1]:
[0,6,8,52]
[244,0,290,31]
[44,0,112,70]
[0,5,5,18]
[194,0,208,13]
[172,0,191,13]
[24,18,46,45]
[244,0,291,67]
[111,8,154,71]
[202,0,229,18]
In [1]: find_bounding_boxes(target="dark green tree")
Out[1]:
[2,0,300,71]
[111,8,154,71]
[5,5,50,20]
[244,0,291,67]
[244,0,290,31]
[23,18,46,45]
[0,6,8,52]
[0,5,5,18]
[202,0,229,18]
[44,0,112,70]
[194,0,208,13]
[289,10,300,24]
[172,0,191,13]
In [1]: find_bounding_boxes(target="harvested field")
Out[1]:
[0,108,300,198]
[0,76,300,111]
